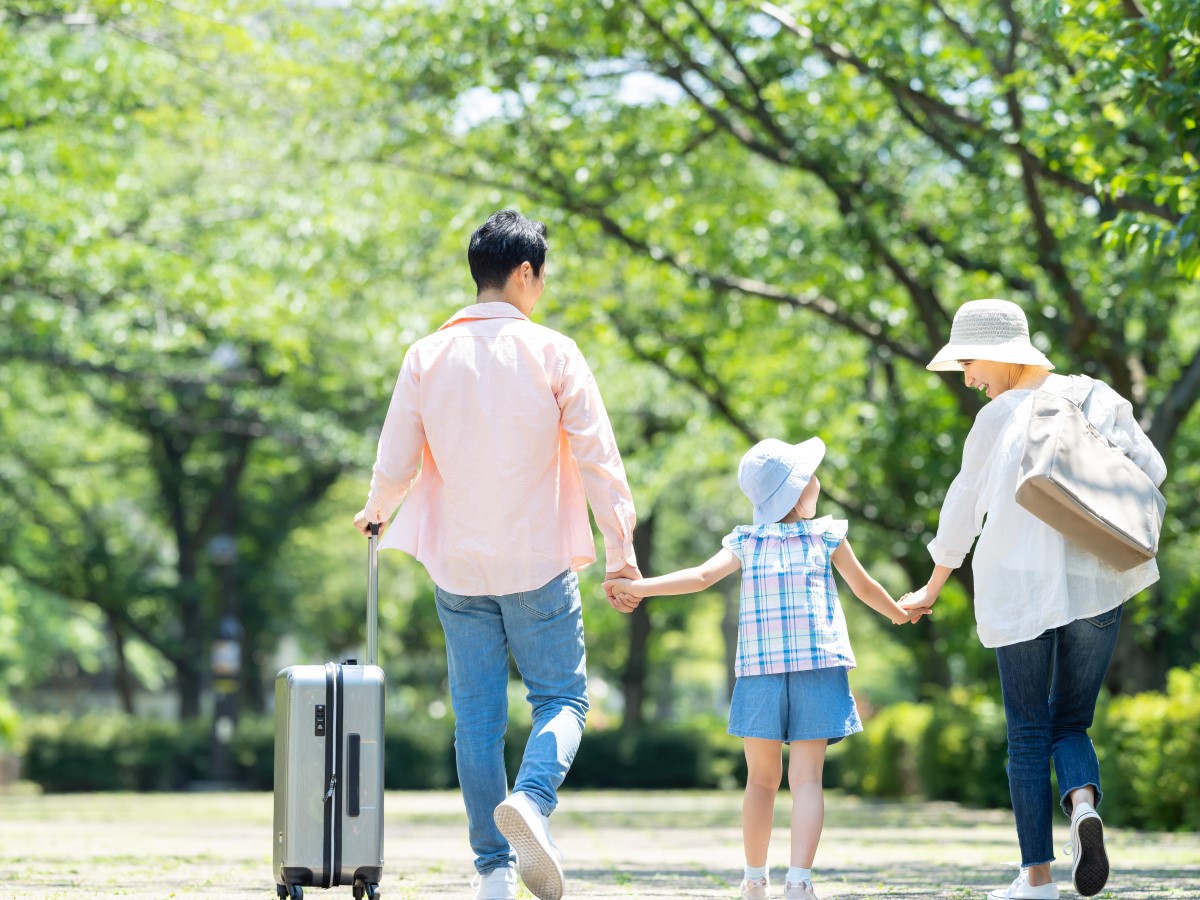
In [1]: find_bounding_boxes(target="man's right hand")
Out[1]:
[604,564,642,613]
[353,509,387,537]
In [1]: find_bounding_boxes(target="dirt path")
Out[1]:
[1,790,1196,899]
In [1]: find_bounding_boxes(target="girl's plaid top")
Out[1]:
[722,516,857,678]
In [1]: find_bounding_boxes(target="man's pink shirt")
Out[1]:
[363,302,638,596]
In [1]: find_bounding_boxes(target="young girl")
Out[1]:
[606,437,920,900]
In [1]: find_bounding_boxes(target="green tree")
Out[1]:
[0,0,444,716]
[352,0,1200,694]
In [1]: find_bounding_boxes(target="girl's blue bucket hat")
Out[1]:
[737,437,826,525]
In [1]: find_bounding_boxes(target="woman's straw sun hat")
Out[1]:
[927,299,1055,372]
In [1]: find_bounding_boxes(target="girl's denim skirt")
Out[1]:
[728,666,863,744]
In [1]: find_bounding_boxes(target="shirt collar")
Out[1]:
[744,515,835,536]
[439,301,529,331]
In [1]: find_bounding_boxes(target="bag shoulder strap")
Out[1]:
[1055,374,1123,451]
[1061,374,1096,409]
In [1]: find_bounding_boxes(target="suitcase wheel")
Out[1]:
[276,885,303,900]
[352,880,378,900]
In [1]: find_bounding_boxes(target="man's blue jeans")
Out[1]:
[434,569,589,876]
[994,604,1122,867]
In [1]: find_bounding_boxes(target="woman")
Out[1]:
[901,299,1167,900]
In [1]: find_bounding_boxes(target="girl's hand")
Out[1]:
[889,604,927,625]
[602,578,640,613]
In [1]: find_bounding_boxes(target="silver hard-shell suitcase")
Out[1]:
[273,526,385,900]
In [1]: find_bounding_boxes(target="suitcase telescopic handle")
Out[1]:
[366,522,380,667]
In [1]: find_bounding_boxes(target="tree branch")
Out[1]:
[0,460,183,665]
[911,224,1037,295]
[605,307,898,528]
[755,1,1179,224]
[1148,341,1200,452]
[386,154,929,365]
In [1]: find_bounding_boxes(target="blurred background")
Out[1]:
[1,0,1197,830]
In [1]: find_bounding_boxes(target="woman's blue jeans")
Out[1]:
[994,605,1122,867]
[434,569,589,876]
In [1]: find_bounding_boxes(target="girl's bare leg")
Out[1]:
[787,739,828,868]
[743,737,784,867]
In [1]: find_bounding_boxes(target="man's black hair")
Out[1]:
[468,209,548,293]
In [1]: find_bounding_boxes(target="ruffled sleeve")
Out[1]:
[821,519,849,551]
[722,526,750,561]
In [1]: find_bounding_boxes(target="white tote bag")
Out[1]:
[1015,376,1166,572]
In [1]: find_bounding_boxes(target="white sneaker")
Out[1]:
[739,876,770,900]
[471,866,518,900]
[986,867,1059,899]
[494,792,564,900]
[784,879,819,900]
[1067,808,1109,897]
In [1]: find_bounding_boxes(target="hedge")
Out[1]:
[15,665,1200,832]
[826,665,1200,830]
[1092,664,1200,830]
[19,714,743,793]
[22,714,211,791]
[828,687,1011,810]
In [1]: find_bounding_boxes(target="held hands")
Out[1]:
[603,567,643,613]
[897,585,937,622]
[889,604,926,625]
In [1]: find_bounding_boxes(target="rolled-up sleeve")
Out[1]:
[928,414,997,568]
[1094,384,1168,487]
[363,349,425,525]
[556,345,638,572]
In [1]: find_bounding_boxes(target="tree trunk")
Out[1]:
[177,545,204,720]
[621,511,655,729]
[107,613,136,715]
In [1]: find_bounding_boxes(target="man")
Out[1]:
[354,209,641,900]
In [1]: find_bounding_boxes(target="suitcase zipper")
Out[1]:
[332,664,345,887]
[322,663,338,889]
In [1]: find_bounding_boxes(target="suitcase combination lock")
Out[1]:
[314,703,326,737]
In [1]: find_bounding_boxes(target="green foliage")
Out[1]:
[830,687,1009,808]
[18,667,1200,835]
[3,0,1199,754]
[360,0,1200,700]
[0,0,479,718]
[22,714,210,791]
[832,701,933,799]
[0,694,19,750]
[830,667,1200,829]
[21,712,748,793]
[1094,664,1200,831]
[228,714,457,792]
[536,725,746,791]
[917,688,1010,809]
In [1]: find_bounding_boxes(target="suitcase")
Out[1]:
[273,525,386,900]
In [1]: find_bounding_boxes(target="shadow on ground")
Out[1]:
[0,790,1197,899]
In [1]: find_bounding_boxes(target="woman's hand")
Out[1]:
[899,586,938,621]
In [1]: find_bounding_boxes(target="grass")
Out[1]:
[0,789,1197,899]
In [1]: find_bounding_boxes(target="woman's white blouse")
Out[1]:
[928,373,1168,648]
